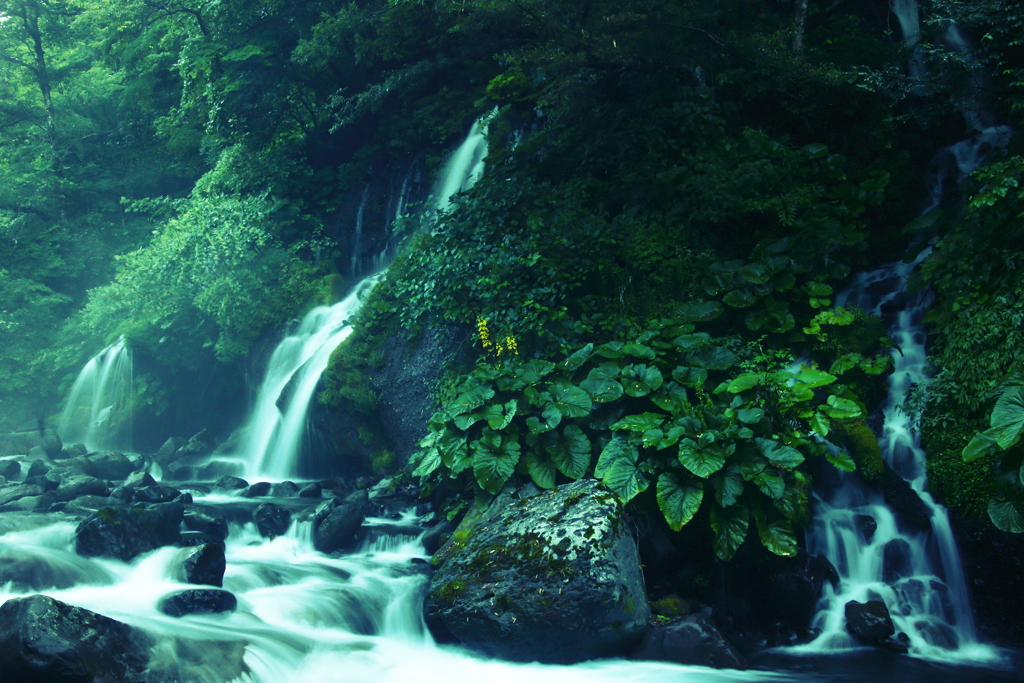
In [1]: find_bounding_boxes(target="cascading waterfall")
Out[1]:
[797,127,1012,663]
[57,335,133,452]
[233,116,494,482]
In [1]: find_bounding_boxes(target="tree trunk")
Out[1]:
[793,0,809,55]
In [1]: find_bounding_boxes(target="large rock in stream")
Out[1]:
[0,594,151,683]
[75,504,183,561]
[424,479,650,663]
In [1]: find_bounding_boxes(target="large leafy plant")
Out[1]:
[962,377,1024,532]
[414,304,884,560]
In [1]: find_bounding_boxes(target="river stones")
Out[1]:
[634,614,747,669]
[55,475,108,502]
[183,505,230,542]
[86,452,134,480]
[424,479,650,664]
[213,475,248,492]
[178,543,226,587]
[845,599,900,649]
[133,485,183,504]
[75,504,183,561]
[240,481,272,498]
[0,594,151,683]
[254,503,291,538]
[158,589,237,617]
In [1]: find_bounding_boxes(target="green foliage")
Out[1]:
[413,307,879,561]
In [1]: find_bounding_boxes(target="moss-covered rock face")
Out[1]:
[424,479,650,664]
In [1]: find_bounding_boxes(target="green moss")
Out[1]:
[650,595,690,618]
[435,578,468,602]
[921,414,996,520]
[830,418,884,480]
[371,449,396,475]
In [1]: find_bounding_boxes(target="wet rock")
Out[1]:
[270,481,300,497]
[0,483,44,507]
[183,506,230,542]
[0,459,21,479]
[314,502,365,552]
[178,543,226,587]
[421,519,457,555]
[213,475,248,492]
[173,492,193,504]
[916,620,959,650]
[175,430,215,458]
[882,539,913,583]
[854,514,878,542]
[124,470,156,488]
[845,599,896,643]
[55,475,108,502]
[87,452,134,480]
[41,428,63,458]
[62,496,123,515]
[240,481,272,498]
[75,505,183,561]
[57,456,96,477]
[158,589,237,617]
[133,484,182,504]
[25,459,51,479]
[0,492,54,513]
[254,503,291,538]
[0,594,151,683]
[425,479,650,664]
[155,436,188,465]
[876,463,931,533]
[634,614,747,669]
[59,443,88,459]
[178,530,226,548]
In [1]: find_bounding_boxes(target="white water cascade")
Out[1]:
[57,336,133,452]
[230,117,494,482]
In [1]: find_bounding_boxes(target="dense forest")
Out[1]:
[1,0,1023,547]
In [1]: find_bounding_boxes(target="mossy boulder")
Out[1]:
[424,479,650,663]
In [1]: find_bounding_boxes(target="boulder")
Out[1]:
[55,475,108,502]
[254,503,291,539]
[86,452,134,480]
[155,436,188,465]
[270,481,300,497]
[178,543,226,587]
[425,479,651,663]
[175,430,215,458]
[62,496,123,515]
[0,459,21,479]
[0,493,53,513]
[845,599,896,643]
[875,464,931,533]
[634,614,747,669]
[882,539,913,583]
[133,485,182,504]
[75,505,183,561]
[124,470,157,488]
[0,594,150,683]
[178,531,226,548]
[239,481,272,498]
[314,501,365,553]
[213,475,248,492]
[854,514,878,542]
[40,428,63,458]
[158,589,237,617]
[0,484,44,507]
[298,482,322,498]
[183,506,230,542]
[25,459,51,479]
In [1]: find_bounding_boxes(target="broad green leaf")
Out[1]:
[526,404,562,434]
[594,341,625,358]
[726,373,762,393]
[688,347,737,370]
[580,377,624,403]
[650,382,688,413]
[723,288,758,308]
[809,411,830,437]
[801,143,829,159]
[754,509,797,557]
[412,448,442,477]
[796,368,838,388]
[988,496,1024,533]
[738,262,771,285]
[621,364,664,397]
[485,400,518,430]
[988,385,1024,449]
[673,333,711,350]
[546,424,591,479]
[526,450,557,489]
[561,343,594,372]
[710,504,750,561]
[825,449,857,472]
[822,394,862,419]
[439,429,470,472]
[675,416,703,438]
[753,471,785,500]
[595,434,632,478]
[622,342,657,360]
[672,366,708,387]
[518,359,556,384]
[449,385,496,416]
[657,473,704,531]
[454,412,484,430]
[714,465,745,507]
[602,446,649,503]
[587,364,621,381]
[963,431,999,463]
[548,383,593,418]
[611,412,665,432]
[756,437,804,468]
[679,438,726,478]
[737,407,765,424]
[473,430,521,494]
[735,451,768,480]
[675,301,724,322]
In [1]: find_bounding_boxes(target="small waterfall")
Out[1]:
[57,336,133,452]
[233,117,493,481]
[798,131,1012,662]
[891,0,926,82]
[350,186,371,277]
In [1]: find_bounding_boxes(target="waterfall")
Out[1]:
[57,336,133,452]
[890,0,926,82]
[350,186,371,277]
[232,118,493,481]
